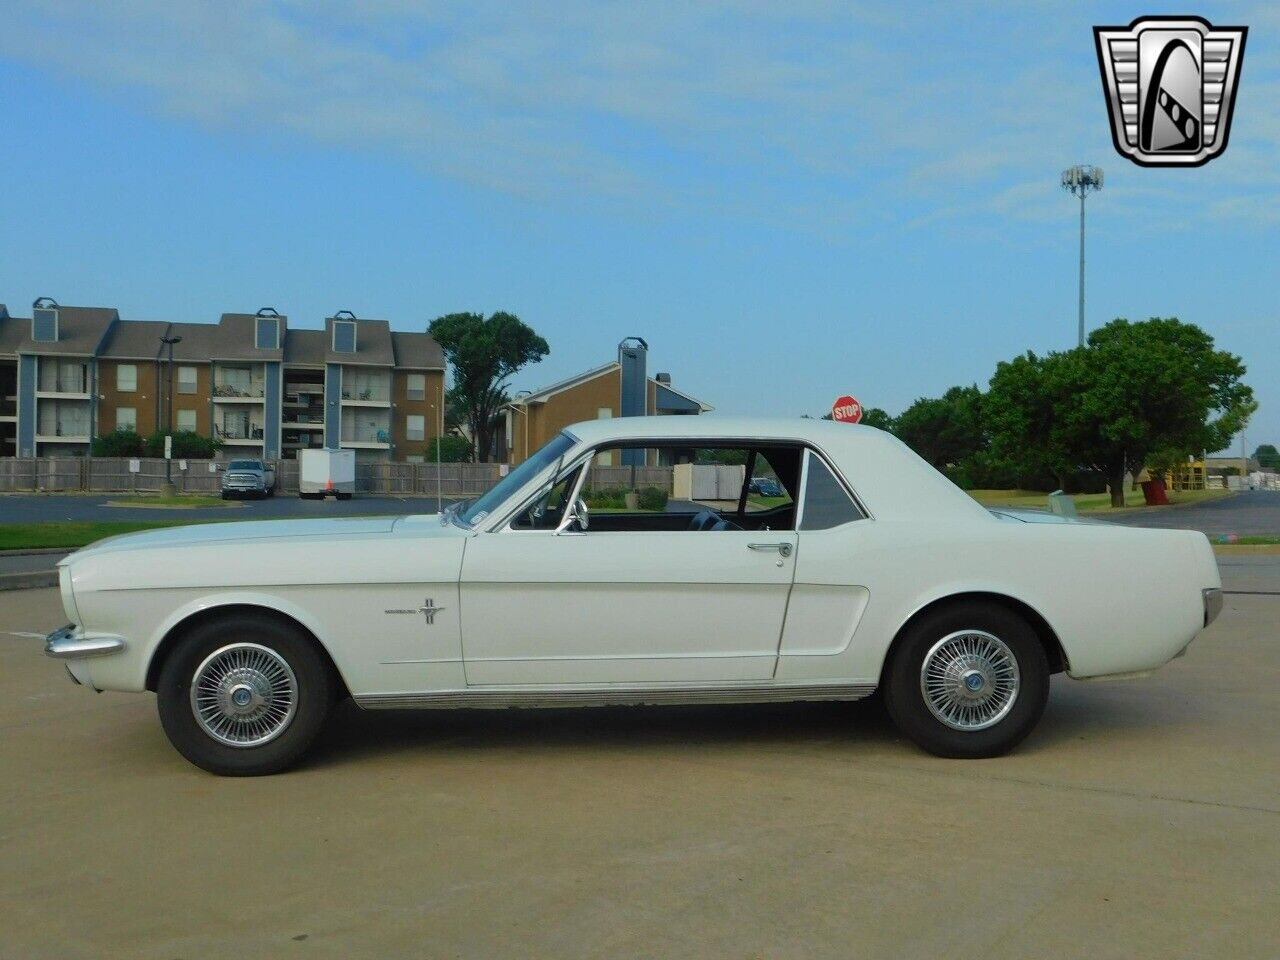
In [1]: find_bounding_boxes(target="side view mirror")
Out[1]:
[573,497,589,531]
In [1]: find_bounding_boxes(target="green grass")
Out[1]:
[967,487,1231,512]
[0,519,238,551]
[105,495,233,508]
[749,496,793,509]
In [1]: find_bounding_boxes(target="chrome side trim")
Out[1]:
[355,682,876,711]
[44,625,126,660]
[1203,587,1223,627]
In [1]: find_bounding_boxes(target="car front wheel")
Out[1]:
[156,614,334,775]
[883,602,1049,758]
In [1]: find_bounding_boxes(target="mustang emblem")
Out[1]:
[384,599,446,625]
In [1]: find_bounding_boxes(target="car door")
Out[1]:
[458,452,798,685]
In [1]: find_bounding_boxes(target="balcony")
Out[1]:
[340,370,391,407]
[0,397,15,421]
[212,384,265,402]
[36,423,91,442]
[214,422,265,446]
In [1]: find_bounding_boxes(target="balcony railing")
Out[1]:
[38,377,89,393]
[213,384,265,399]
[38,423,91,438]
[341,385,390,402]
[341,429,392,444]
[214,424,265,441]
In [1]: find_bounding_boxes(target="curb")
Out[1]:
[0,570,58,591]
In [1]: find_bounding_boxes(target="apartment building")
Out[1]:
[0,301,444,462]
[504,337,711,464]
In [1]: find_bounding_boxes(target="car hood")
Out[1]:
[63,516,421,563]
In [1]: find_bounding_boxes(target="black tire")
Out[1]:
[336,492,352,501]
[156,614,334,776]
[883,602,1049,759]
[220,492,230,500]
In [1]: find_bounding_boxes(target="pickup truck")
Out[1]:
[219,459,277,499]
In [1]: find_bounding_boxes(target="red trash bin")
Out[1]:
[1140,479,1169,505]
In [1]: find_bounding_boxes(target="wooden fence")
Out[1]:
[0,457,678,497]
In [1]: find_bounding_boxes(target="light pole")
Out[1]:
[511,390,532,465]
[1061,164,1104,347]
[159,335,183,494]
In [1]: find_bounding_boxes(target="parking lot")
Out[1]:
[2,560,1277,959]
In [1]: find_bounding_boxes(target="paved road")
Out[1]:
[0,493,458,524]
[1,574,1276,959]
[1099,489,1280,536]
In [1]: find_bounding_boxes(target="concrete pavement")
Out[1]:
[1,569,1277,959]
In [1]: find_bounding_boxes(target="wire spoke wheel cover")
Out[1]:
[920,630,1021,732]
[190,642,299,747]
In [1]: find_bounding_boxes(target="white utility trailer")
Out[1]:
[298,449,356,500]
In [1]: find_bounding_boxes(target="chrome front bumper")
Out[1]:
[44,624,126,660]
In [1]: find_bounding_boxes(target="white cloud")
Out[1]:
[2,0,1278,226]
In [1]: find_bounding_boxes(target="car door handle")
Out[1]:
[748,542,792,557]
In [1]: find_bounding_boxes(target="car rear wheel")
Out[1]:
[156,614,333,775]
[883,602,1049,758]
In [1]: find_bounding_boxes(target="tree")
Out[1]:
[986,318,1255,507]
[91,429,144,457]
[892,386,985,471]
[429,312,549,462]
[144,430,221,459]
[1254,444,1280,470]
[428,435,474,463]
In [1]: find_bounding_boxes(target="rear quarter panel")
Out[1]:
[777,518,1214,683]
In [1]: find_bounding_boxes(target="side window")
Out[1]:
[744,453,794,515]
[513,465,583,530]
[799,452,864,530]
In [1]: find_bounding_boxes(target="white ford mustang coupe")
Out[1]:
[46,417,1223,775]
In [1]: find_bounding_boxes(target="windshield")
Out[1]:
[458,432,578,527]
[227,460,261,470]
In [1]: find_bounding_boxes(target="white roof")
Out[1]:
[559,416,989,523]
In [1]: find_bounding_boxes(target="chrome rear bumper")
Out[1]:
[1203,588,1224,627]
[44,624,126,660]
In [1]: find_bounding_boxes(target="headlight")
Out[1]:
[59,564,81,626]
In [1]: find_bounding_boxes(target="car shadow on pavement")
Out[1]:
[300,696,904,770]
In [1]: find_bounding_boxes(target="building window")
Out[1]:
[406,415,425,441]
[178,366,198,394]
[333,320,357,353]
[406,373,426,401]
[116,407,137,431]
[117,364,137,392]
[255,317,279,350]
[176,409,197,432]
[406,455,425,464]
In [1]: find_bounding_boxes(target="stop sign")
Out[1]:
[831,395,862,424]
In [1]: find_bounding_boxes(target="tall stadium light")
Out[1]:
[1061,164,1104,347]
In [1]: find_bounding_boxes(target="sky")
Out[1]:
[1,1,1276,453]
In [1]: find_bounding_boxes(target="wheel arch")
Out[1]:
[145,601,351,699]
[881,591,1069,684]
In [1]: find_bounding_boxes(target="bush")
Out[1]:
[583,488,627,509]
[91,429,144,457]
[428,435,474,463]
[637,487,668,511]
[143,430,222,459]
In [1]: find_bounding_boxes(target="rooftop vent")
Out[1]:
[254,307,280,350]
[32,297,59,343]
[655,372,671,384]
